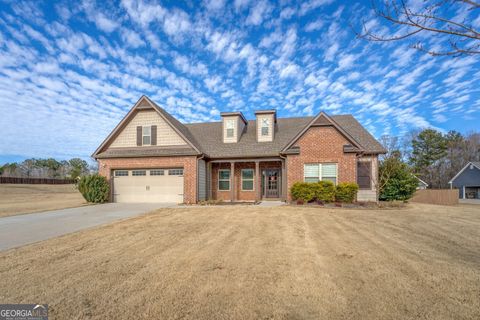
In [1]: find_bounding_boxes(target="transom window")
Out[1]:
[304,163,338,184]
[241,169,254,191]
[132,170,146,176]
[225,119,235,138]
[168,169,183,176]
[114,170,128,177]
[261,118,270,136]
[218,169,230,190]
[142,126,151,145]
[150,170,164,176]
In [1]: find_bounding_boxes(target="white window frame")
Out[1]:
[142,126,151,145]
[303,163,338,185]
[132,170,146,176]
[241,169,255,191]
[225,119,235,138]
[261,118,269,136]
[218,169,231,191]
[150,170,164,176]
[168,169,184,176]
[114,170,128,177]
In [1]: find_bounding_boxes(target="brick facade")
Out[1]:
[286,126,357,200]
[98,156,198,204]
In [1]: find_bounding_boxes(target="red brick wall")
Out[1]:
[98,156,197,204]
[211,161,281,201]
[286,126,357,200]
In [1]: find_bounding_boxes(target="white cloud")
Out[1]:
[279,63,301,79]
[121,29,144,48]
[94,13,119,33]
[205,0,225,11]
[305,19,324,32]
[246,0,272,26]
[299,0,334,16]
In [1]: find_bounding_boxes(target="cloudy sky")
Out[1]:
[0,0,479,163]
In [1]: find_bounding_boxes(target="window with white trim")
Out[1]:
[132,170,146,176]
[261,118,270,136]
[304,163,338,184]
[142,126,151,145]
[150,170,164,176]
[168,169,183,176]
[241,169,254,191]
[218,169,230,190]
[225,119,235,138]
[114,170,128,177]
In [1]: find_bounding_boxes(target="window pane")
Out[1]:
[150,170,164,176]
[304,164,319,178]
[357,161,371,189]
[115,170,128,176]
[322,177,336,184]
[226,128,234,138]
[219,170,230,179]
[132,170,146,176]
[143,136,151,145]
[321,164,337,177]
[242,180,254,190]
[226,119,235,129]
[261,126,269,136]
[305,177,319,183]
[169,169,183,176]
[242,169,254,179]
[219,180,230,190]
[143,126,151,135]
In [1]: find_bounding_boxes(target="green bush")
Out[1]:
[314,180,336,202]
[78,174,110,203]
[379,157,419,201]
[290,182,316,202]
[335,182,359,203]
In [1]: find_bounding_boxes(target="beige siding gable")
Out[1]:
[110,110,187,148]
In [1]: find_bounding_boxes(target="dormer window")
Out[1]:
[261,118,270,136]
[142,126,151,145]
[226,119,235,138]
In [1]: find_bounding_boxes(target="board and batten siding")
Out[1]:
[256,113,274,142]
[356,155,378,202]
[110,110,187,148]
[198,159,207,201]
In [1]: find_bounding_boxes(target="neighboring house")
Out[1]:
[92,96,386,203]
[416,177,428,190]
[449,162,480,199]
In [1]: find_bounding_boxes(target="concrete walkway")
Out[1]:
[258,201,285,207]
[0,203,176,251]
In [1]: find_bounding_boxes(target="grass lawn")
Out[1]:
[0,203,479,319]
[0,184,86,217]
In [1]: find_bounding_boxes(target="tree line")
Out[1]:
[0,158,96,180]
[379,129,480,199]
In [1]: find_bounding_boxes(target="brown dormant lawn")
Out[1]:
[0,184,86,217]
[0,203,479,319]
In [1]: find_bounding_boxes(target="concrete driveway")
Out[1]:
[0,203,176,251]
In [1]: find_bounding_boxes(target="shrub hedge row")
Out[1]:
[290,181,359,204]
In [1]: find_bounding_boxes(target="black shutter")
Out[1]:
[357,161,372,189]
[151,125,157,145]
[136,126,142,146]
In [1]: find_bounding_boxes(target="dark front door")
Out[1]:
[263,169,280,198]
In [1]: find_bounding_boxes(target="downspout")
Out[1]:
[279,154,287,202]
[196,154,205,204]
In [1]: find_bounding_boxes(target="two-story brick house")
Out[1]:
[93,96,386,203]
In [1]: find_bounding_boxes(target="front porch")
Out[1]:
[207,159,286,202]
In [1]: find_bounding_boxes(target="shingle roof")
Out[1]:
[185,115,386,158]
[95,146,198,159]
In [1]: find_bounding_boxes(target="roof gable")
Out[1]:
[281,112,363,153]
[92,96,200,158]
[449,162,480,183]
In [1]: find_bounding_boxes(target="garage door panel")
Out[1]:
[113,169,184,203]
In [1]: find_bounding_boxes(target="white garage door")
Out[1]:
[113,168,184,203]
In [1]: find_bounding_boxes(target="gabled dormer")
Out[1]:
[255,110,276,142]
[221,112,247,143]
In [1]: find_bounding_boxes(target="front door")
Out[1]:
[263,169,280,198]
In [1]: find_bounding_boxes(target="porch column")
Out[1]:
[230,162,235,202]
[255,161,260,202]
[281,159,287,202]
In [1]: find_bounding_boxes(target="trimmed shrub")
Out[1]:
[335,182,359,203]
[314,180,336,202]
[78,174,110,203]
[290,182,316,203]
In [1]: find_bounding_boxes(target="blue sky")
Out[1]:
[0,0,479,164]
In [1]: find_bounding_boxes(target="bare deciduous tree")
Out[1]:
[357,0,480,56]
